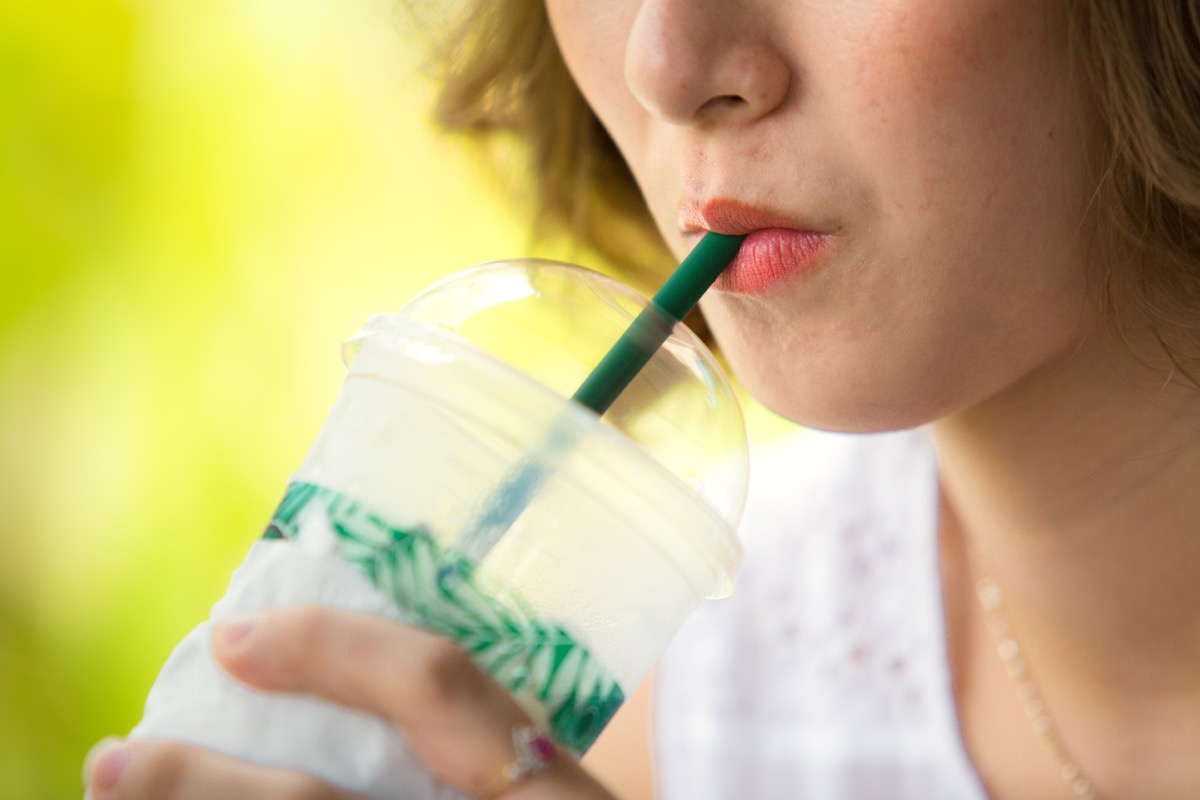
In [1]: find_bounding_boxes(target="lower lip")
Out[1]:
[711,229,832,296]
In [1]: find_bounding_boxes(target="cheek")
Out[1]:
[830,0,1093,323]
[543,2,643,141]
[844,1,1057,117]
[543,1,684,251]
[834,0,1080,200]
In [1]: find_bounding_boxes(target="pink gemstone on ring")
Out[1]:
[529,734,557,762]
[509,725,558,779]
[486,726,561,798]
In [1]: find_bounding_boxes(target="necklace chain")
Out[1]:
[975,575,1103,800]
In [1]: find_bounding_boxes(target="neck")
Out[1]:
[932,328,1200,700]
[932,328,1200,797]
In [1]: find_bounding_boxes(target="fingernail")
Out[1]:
[82,736,120,786]
[83,738,131,795]
[215,614,261,648]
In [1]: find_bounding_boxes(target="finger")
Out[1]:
[213,606,515,732]
[211,606,612,798]
[213,605,522,793]
[84,737,359,800]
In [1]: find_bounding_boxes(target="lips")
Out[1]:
[679,199,833,295]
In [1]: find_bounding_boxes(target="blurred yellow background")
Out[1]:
[0,1,793,797]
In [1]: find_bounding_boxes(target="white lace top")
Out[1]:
[654,428,988,799]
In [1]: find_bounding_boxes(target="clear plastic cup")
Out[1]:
[125,260,747,800]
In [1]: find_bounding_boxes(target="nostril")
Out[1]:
[700,95,744,112]
[709,95,748,108]
[697,94,749,118]
[624,2,792,126]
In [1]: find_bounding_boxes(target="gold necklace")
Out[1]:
[975,575,1103,799]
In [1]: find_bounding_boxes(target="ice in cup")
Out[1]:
[124,261,747,800]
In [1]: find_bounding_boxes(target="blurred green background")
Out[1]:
[0,1,791,797]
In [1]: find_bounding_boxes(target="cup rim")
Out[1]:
[343,314,744,598]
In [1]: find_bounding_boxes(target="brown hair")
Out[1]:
[1071,1,1200,376]
[410,0,1200,367]
[409,0,670,296]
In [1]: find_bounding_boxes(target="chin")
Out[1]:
[761,398,932,435]
[736,364,958,435]
[708,314,988,434]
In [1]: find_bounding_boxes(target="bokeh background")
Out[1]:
[0,1,794,797]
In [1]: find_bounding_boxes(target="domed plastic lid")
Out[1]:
[391,259,748,529]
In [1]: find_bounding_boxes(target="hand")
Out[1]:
[84,605,618,799]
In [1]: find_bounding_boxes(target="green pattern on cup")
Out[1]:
[264,481,625,753]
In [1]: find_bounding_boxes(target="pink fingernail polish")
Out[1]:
[216,614,260,646]
[90,742,132,793]
[82,736,119,787]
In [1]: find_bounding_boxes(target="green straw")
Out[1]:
[572,231,746,414]
[458,231,745,561]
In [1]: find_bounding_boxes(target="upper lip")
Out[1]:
[678,199,816,237]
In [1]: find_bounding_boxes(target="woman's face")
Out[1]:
[544,0,1099,431]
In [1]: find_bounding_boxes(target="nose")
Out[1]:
[624,0,791,126]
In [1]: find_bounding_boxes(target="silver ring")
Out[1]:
[479,725,559,799]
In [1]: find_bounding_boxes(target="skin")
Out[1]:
[543,1,1200,797]
[87,1,1200,798]
[549,0,1099,434]
[85,606,616,799]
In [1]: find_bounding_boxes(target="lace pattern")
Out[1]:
[655,429,987,799]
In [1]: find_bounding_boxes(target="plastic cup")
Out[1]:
[124,261,746,800]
